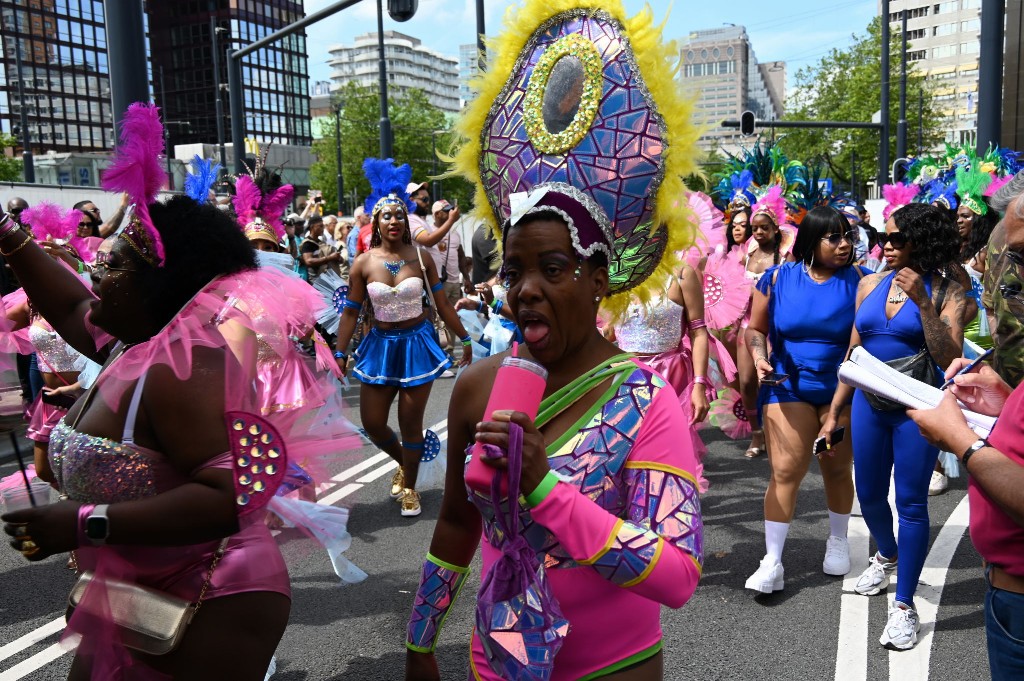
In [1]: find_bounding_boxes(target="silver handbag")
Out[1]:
[67,539,227,656]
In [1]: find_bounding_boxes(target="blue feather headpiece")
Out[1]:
[362,158,415,218]
[921,178,958,211]
[184,155,221,204]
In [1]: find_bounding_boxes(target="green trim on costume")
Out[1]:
[578,640,664,680]
[425,552,469,574]
[524,470,560,507]
[543,362,635,456]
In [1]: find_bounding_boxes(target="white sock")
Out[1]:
[828,510,850,539]
[765,520,790,564]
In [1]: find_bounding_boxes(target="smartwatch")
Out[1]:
[84,504,111,545]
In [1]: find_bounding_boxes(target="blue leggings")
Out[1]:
[851,390,939,608]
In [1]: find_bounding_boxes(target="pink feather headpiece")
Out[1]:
[751,185,787,226]
[881,182,921,221]
[102,103,168,267]
[985,174,1013,198]
[21,202,82,245]
[232,146,294,246]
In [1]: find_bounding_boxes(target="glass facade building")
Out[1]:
[0,0,113,153]
[149,0,311,148]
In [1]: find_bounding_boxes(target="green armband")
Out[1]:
[525,470,560,508]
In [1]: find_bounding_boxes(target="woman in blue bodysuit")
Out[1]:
[744,207,870,594]
[827,203,964,651]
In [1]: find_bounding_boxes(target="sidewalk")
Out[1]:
[0,385,32,467]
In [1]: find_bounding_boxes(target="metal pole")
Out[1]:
[880,0,891,187]
[12,10,34,182]
[159,66,174,190]
[377,0,393,158]
[104,0,150,137]
[896,10,908,169]
[851,149,857,200]
[977,0,1006,153]
[917,89,923,156]
[210,9,228,173]
[476,0,486,72]
[228,53,247,174]
[431,133,440,200]
[335,107,345,214]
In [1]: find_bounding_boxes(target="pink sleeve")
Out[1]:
[528,384,703,608]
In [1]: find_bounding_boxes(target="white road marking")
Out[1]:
[330,452,392,482]
[836,496,871,681]
[316,483,364,508]
[0,643,69,681]
[888,495,970,680]
[0,619,64,663]
[354,460,399,484]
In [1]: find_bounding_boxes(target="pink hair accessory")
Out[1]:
[102,103,169,267]
[751,186,787,226]
[881,182,921,221]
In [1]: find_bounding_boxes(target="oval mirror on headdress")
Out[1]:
[542,56,585,134]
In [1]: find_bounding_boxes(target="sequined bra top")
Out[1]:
[29,321,82,373]
[615,296,683,354]
[49,374,184,504]
[366,278,424,322]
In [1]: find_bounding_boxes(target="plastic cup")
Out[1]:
[1,480,52,513]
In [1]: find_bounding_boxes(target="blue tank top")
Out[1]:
[855,270,932,361]
[759,263,866,376]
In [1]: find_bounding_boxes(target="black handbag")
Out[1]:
[862,348,938,411]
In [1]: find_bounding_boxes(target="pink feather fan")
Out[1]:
[21,202,82,244]
[101,103,168,265]
[881,183,920,221]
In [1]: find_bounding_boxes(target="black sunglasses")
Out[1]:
[821,230,859,247]
[880,232,908,249]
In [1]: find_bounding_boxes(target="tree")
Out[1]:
[780,17,945,196]
[310,83,474,215]
[0,134,23,182]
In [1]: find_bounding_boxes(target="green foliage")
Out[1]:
[0,133,23,182]
[780,17,945,196]
[310,83,474,215]
[683,145,728,193]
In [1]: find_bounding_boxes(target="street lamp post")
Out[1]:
[12,11,34,182]
[335,106,345,214]
[476,0,486,72]
[376,0,393,158]
[880,0,891,187]
[896,10,908,171]
[210,5,229,174]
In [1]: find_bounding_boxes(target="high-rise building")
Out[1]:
[458,43,480,106]
[327,31,460,114]
[881,0,981,148]
[149,0,312,149]
[0,0,114,155]
[679,26,785,153]
[1006,0,1023,151]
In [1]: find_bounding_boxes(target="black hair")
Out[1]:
[72,199,101,237]
[792,206,854,267]
[751,211,783,265]
[369,205,412,249]
[725,208,752,252]
[130,195,256,328]
[890,203,961,272]
[959,199,998,262]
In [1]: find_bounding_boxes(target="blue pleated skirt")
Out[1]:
[353,319,452,387]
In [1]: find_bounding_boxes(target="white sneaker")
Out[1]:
[822,536,851,576]
[439,369,456,378]
[928,471,948,496]
[745,557,784,593]
[879,601,920,650]
[854,552,897,595]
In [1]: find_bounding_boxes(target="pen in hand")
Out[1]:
[940,347,994,390]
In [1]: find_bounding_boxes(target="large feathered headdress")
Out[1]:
[232,145,294,245]
[102,103,168,267]
[449,0,701,319]
[184,155,221,205]
[955,166,992,216]
[882,182,921,221]
[751,185,788,226]
[362,158,414,218]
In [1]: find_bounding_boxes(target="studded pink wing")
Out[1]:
[708,387,752,440]
[701,253,752,331]
[226,411,288,515]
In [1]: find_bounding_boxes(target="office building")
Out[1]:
[458,43,480,106]
[327,31,460,114]
[1006,0,1023,150]
[149,0,312,149]
[881,0,981,147]
[0,0,113,159]
[679,26,785,154]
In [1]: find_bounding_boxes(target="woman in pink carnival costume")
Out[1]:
[404,0,704,678]
[0,103,320,679]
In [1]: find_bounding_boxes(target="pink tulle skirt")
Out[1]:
[26,393,68,443]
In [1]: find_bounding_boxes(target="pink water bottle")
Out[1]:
[466,355,548,494]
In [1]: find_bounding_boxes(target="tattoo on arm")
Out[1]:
[747,334,769,363]
[921,287,965,367]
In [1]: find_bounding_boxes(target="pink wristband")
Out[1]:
[76,504,95,548]
[687,318,707,331]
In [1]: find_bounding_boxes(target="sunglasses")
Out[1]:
[821,230,859,247]
[880,232,908,249]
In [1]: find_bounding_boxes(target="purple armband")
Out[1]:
[406,553,469,653]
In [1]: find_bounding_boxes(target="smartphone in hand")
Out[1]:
[760,372,789,386]
[813,426,846,456]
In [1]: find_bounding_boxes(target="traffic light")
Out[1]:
[740,110,756,136]
[387,0,418,21]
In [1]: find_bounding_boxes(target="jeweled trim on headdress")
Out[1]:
[506,183,613,259]
[102,103,169,267]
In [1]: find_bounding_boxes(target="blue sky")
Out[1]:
[303,0,879,88]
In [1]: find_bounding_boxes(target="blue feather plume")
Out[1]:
[362,158,415,215]
[184,155,221,204]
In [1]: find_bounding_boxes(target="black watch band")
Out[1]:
[961,439,988,472]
